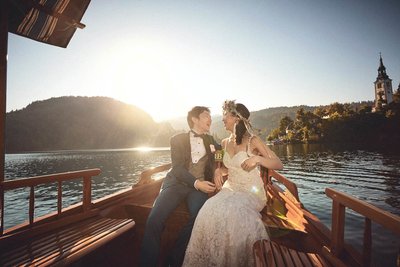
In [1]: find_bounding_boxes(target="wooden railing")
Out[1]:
[325,188,400,267]
[0,169,101,235]
[262,167,300,202]
[136,163,171,185]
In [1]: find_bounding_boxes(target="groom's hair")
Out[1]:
[187,106,210,128]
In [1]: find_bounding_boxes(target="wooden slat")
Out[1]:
[290,248,312,267]
[279,242,295,265]
[0,216,135,267]
[27,219,121,265]
[32,219,132,266]
[1,217,111,258]
[253,239,333,267]
[253,240,268,267]
[265,240,277,267]
[363,217,372,267]
[29,186,35,224]
[331,201,345,256]
[57,180,62,215]
[1,217,114,265]
[58,220,135,265]
[297,249,314,267]
[0,208,99,249]
[24,218,122,264]
[82,176,92,211]
[270,241,286,266]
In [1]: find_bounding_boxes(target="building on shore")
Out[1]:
[373,54,394,112]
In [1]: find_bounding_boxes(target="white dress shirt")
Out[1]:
[190,131,206,164]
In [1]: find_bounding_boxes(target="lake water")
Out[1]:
[3,144,400,266]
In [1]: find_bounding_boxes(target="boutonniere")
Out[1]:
[209,144,216,153]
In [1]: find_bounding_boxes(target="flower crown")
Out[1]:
[222,100,254,134]
[222,100,238,115]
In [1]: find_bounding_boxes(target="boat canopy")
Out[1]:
[8,0,90,48]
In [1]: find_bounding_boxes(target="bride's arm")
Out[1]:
[241,136,283,171]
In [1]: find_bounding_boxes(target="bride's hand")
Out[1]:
[241,156,259,172]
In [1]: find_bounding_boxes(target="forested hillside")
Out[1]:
[6,96,175,152]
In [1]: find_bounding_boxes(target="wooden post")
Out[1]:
[29,186,35,225]
[82,176,92,212]
[331,200,345,257]
[363,217,372,267]
[58,180,62,215]
[0,0,8,235]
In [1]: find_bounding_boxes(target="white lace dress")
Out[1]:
[182,150,269,267]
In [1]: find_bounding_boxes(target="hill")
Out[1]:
[168,105,317,140]
[168,102,373,141]
[6,96,175,152]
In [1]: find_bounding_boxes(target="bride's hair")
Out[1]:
[234,103,250,145]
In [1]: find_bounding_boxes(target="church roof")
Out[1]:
[377,54,389,80]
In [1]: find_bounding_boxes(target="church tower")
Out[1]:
[373,54,393,111]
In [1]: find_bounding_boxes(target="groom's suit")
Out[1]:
[140,131,221,267]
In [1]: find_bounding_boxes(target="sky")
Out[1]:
[7,0,400,122]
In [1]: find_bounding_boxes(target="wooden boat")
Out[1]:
[1,2,399,267]
[0,162,399,266]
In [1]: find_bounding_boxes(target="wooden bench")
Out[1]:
[0,215,135,266]
[253,239,333,267]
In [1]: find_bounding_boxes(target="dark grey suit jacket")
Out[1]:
[162,132,221,189]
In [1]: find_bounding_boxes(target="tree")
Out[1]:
[393,88,400,103]
[279,116,293,135]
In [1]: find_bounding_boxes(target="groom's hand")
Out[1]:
[214,168,224,190]
[196,180,216,193]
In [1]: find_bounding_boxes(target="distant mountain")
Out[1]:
[6,96,175,152]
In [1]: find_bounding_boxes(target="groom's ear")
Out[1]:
[191,116,198,126]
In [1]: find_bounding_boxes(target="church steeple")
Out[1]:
[373,54,393,111]
[377,53,389,80]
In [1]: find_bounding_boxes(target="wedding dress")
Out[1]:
[182,149,269,267]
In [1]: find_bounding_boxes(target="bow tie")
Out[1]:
[191,130,205,138]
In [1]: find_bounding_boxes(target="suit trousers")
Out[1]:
[139,183,208,267]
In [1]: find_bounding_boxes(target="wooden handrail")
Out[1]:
[1,169,101,190]
[325,187,400,266]
[266,168,300,202]
[136,163,171,186]
[0,169,101,235]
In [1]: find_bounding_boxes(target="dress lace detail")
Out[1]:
[182,151,269,267]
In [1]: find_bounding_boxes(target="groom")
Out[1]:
[139,106,221,267]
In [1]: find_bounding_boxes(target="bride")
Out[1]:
[182,100,283,267]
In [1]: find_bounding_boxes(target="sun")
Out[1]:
[103,41,189,122]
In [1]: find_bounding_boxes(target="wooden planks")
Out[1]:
[0,216,135,266]
[253,239,333,267]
